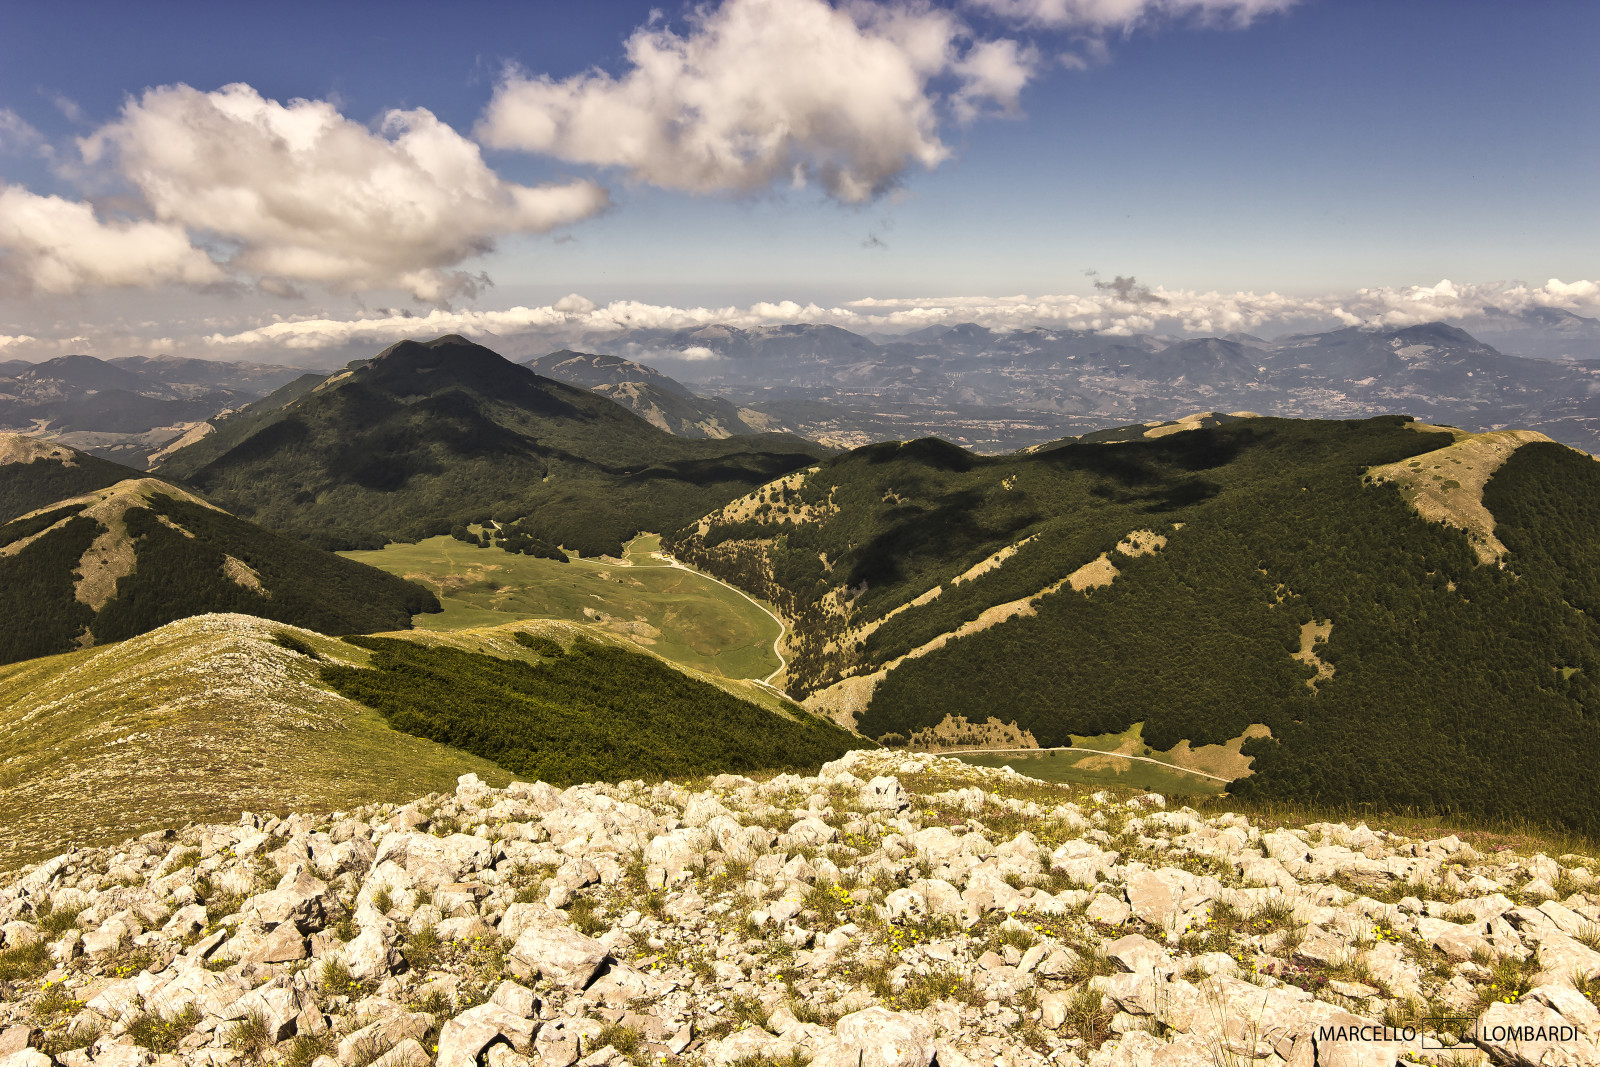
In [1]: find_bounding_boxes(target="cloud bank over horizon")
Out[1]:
[4,277,1594,362]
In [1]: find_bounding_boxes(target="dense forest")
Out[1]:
[90,496,439,642]
[0,511,101,663]
[154,335,827,554]
[0,449,142,524]
[320,635,862,785]
[669,417,1600,833]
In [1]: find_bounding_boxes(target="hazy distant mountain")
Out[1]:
[0,354,306,467]
[524,350,761,438]
[595,319,1600,454]
[0,434,438,665]
[155,335,827,554]
[1452,307,1600,362]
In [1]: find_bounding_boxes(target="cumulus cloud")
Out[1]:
[0,184,224,295]
[477,0,1035,202]
[968,0,1295,31]
[190,278,1600,356]
[67,83,609,302]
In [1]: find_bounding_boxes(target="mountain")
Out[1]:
[0,434,144,522]
[668,414,1600,834]
[0,353,306,467]
[1455,307,1600,361]
[589,319,1600,455]
[0,435,440,665]
[0,614,508,868]
[524,350,761,438]
[154,335,829,554]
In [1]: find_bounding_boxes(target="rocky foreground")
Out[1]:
[2,752,1600,1067]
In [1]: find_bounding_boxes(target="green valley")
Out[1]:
[340,533,785,681]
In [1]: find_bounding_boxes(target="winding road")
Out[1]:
[603,535,790,688]
[649,553,790,687]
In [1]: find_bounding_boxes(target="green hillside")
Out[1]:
[668,416,1600,833]
[323,633,859,787]
[0,469,439,665]
[341,533,785,680]
[154,334,827,553]
[0,612,860,868]
[0,614,508,868]
[0,433,142,522]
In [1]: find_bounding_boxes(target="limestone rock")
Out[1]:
[508,925,608,989]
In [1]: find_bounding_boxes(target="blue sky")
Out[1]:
[0,0,1595,359]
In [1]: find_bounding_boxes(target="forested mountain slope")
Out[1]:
[0,440,439,664]
[155,335,826,553]
[667,415,1600,832]
[524,350,761,439]
[0,433,146,521]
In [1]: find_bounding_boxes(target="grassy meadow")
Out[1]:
[0,616,509,868]
[341,534,784,680]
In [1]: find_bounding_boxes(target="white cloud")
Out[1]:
[50,83,608,302]
[0,110,45,154]
[953,39,1039,119]
[195,278,1600,355]
[477,0,1034,203]
[968,0,1295,31]
[0,184,224,295]
[0,332,38,349]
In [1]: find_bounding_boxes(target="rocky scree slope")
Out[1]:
[2,754,1600,1067]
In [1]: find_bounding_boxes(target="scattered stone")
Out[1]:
[2,749,1598,1067]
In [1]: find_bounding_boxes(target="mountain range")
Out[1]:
[0,353,306,466]
[7,322,1600,839]
[597,317,1600,454]
[13,313,1600,460]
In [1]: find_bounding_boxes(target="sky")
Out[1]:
[0,0,1596,363]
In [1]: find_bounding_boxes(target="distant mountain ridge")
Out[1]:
[591,318,1600,454]
[524,350,762,438]
[155,335,828,554]
[0,353,306,467]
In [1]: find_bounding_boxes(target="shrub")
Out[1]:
[127,1004,202,1054]
[228,1010,272,1060]
[512,631,564,656]
[0,940,49,981]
